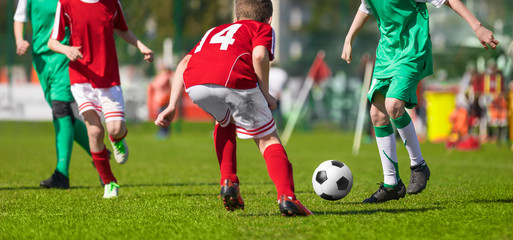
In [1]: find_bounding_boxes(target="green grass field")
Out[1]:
[1,121,512,239]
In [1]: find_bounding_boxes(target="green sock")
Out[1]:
[54,116,74,177]
[73,119,91,156]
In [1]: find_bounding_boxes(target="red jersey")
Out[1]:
[184,20,275,89]
[51,0,128,88]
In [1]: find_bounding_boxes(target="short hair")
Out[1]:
[235,0,273,23]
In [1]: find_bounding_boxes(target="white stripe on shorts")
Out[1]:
[186,84,276,139]
[70,83,126,122]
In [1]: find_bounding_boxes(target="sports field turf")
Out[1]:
[1,121,512,239]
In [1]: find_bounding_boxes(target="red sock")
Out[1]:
[109,129,127,143]
[263,144,295,200]
[91,146,116,184]
[214,123,238,185]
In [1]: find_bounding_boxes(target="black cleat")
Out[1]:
[407,164,430,195]
[278,195,313,217]
[219,179,244,211]
[40,170,70,189]
[362,180,406,203]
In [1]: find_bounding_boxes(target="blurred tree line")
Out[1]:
[1,0,512,79]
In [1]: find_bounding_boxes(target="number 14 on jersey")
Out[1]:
[194,24,242,53]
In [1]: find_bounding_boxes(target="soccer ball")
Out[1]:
[312,160,353,201]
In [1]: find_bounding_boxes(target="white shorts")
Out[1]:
[186,84,276,139]
[70,83,126,122]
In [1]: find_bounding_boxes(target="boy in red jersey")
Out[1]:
[48,0,153,198]
[155,0,312,216]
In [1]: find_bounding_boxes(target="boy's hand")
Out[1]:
[265,94,277,111]
[16,40,30,56]
[64,46,83,61]
[341,42,353,64]
[137,41,154,62]
[155,106,175,128]
[474,25,499,49]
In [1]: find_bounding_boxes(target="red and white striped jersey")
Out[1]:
[51,0,128,88]
[184,20,275,90]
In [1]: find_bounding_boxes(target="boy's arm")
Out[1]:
[154,54,191,128]
[114,29,154,62]
[14,21,30,56]
[341,10,371,64]
[13,0,30,56]
[444,0,499,49]
[48,38,82,61]
[253,45,276,111]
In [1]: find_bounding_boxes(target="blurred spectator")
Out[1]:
[508,41,513,149]
[447,62,481,150]
[147,68,173,139]
[472,59,507,144]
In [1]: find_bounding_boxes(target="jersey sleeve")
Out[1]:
[359,0,373,15]
[416,0,446,8]
[13,0,29,22]
[50,2,69,41]
[252,25,275,61]
[113,1,129,31]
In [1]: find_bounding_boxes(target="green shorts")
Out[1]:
[32,52,73,104]
[367,76,420,109]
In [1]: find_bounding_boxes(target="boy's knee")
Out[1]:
[385,99,405,119]
[106,121,126,137]
[51,101,75,122]
[370,108,388,126]
[87,125,104,140]
[254,131,281,152]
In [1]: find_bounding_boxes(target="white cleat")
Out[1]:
[103,182,119,199]
[110,139,129,164]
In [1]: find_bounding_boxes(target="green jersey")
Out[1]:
[360,0,440,80]
[14,0,69,55]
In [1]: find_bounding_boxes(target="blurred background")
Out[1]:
[0,0,512,146]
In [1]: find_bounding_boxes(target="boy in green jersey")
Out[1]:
[342,0,499,203]
[14,0,93,189]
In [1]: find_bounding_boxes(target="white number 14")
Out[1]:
[194,24,242,53]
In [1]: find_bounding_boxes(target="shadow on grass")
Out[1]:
[122,182,218,188]
[0,181,286,191]
[0,186,43,191]
[312,207,442,216]
[239,207,442,217]
[0,182,219,191]
[472,198,513,204]
[163,193,215,197]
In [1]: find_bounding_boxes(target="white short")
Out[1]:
[70,83,126,122]
[186,84,276,139]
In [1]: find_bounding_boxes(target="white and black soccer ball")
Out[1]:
[312,160,353,201]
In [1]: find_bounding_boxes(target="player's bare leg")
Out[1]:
[83,110,118,198]
[106,120,129,164]
[255,131,312,216]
